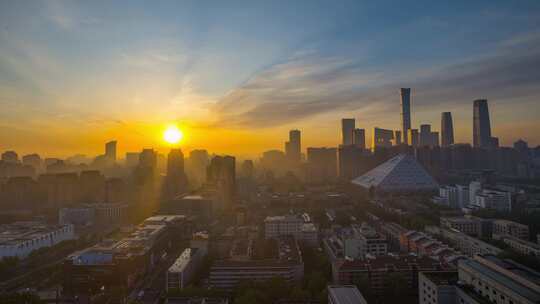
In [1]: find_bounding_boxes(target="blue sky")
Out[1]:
[1,0,540,156]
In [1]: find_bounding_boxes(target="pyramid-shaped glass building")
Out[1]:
[351,154,439,193]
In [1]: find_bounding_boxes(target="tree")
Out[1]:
[382,272,409,299]
[234,289,268,304]
[266,277,290,302]
[289,286,310,301]
[307,271,327,297]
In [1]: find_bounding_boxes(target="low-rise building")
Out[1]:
[440,216,482,237]
[265,214,318,246]
[0,222,75,258]
[334,254,444,294]
[167,248,205,291]
[473,189,512,212]
[458,254,540,304]
[492,219,529,240]
[63,215,187,297]
[209,237,304,290]
[419,271,459,304]
[327,285,368,304]
[377,222,407,252]
[59,203,128,227]
[501,235,540,257]
[165,297,229,304]
[343,223,387,259]
[426,226,503,257]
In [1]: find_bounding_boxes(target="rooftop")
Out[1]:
[459,256,540,302]
[422,271,459,286]
[327,285,366,304]
[144,215,186,224]
[351,154,439,192]
[339,254,442,271]
[0,222,72,246]
[168,248,200,273]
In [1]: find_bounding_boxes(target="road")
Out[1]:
[128,246,186,304]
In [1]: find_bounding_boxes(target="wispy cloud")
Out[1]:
[44,0,100,30]
[212,30,540,129]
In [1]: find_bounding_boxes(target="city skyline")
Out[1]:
[1,1,540,158]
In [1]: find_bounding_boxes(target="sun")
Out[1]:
[163,125,183,144]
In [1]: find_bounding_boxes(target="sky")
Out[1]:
[1,0,540,159]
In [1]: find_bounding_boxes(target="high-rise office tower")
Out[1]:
[400,88,411,144]
[473,99,492,148]
[338,145,365,180]
[353,128,366,149]
[420,124,432,147]
[341,118,355,146]
[187,149,209,188]
[105,140,117,162]
[408,129,419,147]
[125,152,140,167]
[285,129,301,162]
[393,130,402,145]
[306,147,337,183]
[139,149,157,169]
[441,112,454,147]
[371,127,394,151]
[164,149,188,199]
[167,149,185,177]
[207,155,236,210]
[431,132,439,147]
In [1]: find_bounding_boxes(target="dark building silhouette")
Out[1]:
[306,147,337,184]
[441,112,454,147]
[105,178,125,204]
[341,118,355,146]
[473,99,492,148]
[163,149,188,200]
[105,140,117,162]
[400,88,411,144]
[79,170,105,203]
[125,152,140,167]
[338,145,368,180]
[207,155,236,210]
[408,129,419,147]
[240,160,254,178]
[187,149,209,188]
[285,129,301,162]
[22,154,42,172]
[353,128,366,149]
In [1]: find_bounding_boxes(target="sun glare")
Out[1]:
[163,126,183,144]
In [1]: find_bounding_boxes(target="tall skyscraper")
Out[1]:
[441,112,454,147]
[393,130,402,145]
[473,99,492,148]
[105,140,117,162]
[139,149,157,169]
[408,129,419,147]
[207,155,236,210]
[187,149,209,188]
[371,127,394,151]
[353,128,366,149]
[306,147,337,184]
[164,149,188,199]
[285,129,301,162]
[420,124,432,147]
[341,118,355,146]
[400,88,411,144]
